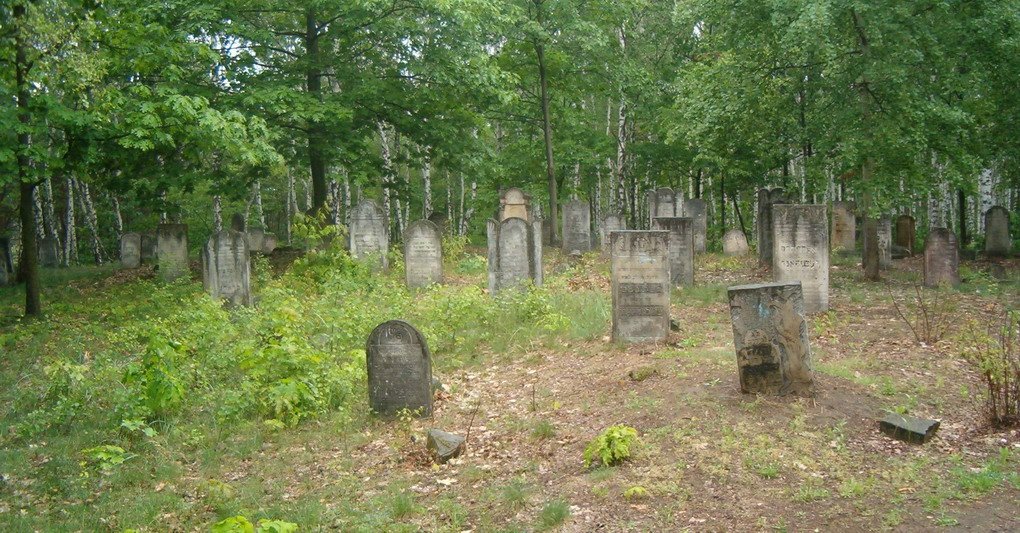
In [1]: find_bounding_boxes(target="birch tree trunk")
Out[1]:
[252,180,265,227]
[63,177,77,266]
[378,121,395,239]
[110,194,123,238]
[458,174,466,235]
[213,195,223,233]
[41,177,59,247]
[76,180,104,264]
[342,168,351,225]
[422,158,433,218]
[286,169,297,243]
[461,178,477,236]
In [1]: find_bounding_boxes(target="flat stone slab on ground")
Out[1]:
[878,413,940,444]
[427,428,466,464]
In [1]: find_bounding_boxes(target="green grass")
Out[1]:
[536,499,570,530]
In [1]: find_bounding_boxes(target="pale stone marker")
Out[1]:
[647,187,681,228]
[39,237,59,267]
[404,220,443,289]
[350,200,388,270]
[487,217,542,293]
[599,214,625,252]
[201,230,252,307]
[984,206,1012,257]
[831,202,856,252]
[120,232,142,268]
[923,228,960,287]
[895,215,916,255]
[499,188,531,222]
[366,320,433,418]
[723,229,749,256]
[772,205,829,313]
[141,232,156,263]
[878,216,892,268]
[157,224,189,281]
[756,188,787,267]
[561,198,592,254]
[610,231,671,343]
[263,233,278,254]
[246,228,266,254]
[652,217,694,286]
[683,198,707,253]
[727,282,813,396]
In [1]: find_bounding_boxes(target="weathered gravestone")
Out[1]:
[230,213,246,232]
[499,188,531,222]
[756,188,787,267]
[646,187,682,228]
[141,232,156,263]
[923,228,960,287]
[246,228,266,254]
[831,202,856,252]
[349,200,389,270]
[984,206,1012,257]
[683,198,707,253]
[39,237,59,267]
[366,320,433,418]
[487,217,543,293]
[895,215,916,255]
[404,220,443,289]
[727,282,813,396]
[201,230,252,307]
[878,216,892,268]
[652,217,694,286]
[599,214,626,252]
[0,237,12,286]
[120,232,141,269]
[561,198,592,254]
[157,224,189,281]
[610,231,671,343]
[723,229,749,256]
[772,205,829,313]
[263,233,278,254]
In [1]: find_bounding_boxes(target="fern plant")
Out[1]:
[583,424,640,468]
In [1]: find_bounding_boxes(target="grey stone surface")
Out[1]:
[756,188,787,267]
[350,200,389,270]
[120,232,141,269]
[864,216,893,268]
[263,233,278,254]
[487,217,542,293]
[647,187,682,228]
[984,206,1012,257]
[561,198,592,254]
[831,202,856,252]
[683,198,707,253]
[39,237,59,267]
[427,212,449,235]
[923,228,960,287]
[141,232,156,263]
[610,231,671,343]
[723,229,749,256]
[499,188,531,222]
[157,224,189,281]
[599,214,626,252]
[772,205,829,313]
[879,413,940,444]
[366,320,433,418]
[895,215,916,255]
[246,228,266,254]
[727,282,813,396]
[652,217,694,286]
[404,220,443,289]
[201,230,252,307]
[426,429,465,464]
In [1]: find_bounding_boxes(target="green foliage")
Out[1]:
[536,499,570,530]
[211,516,298,533]
[81,445,134,474]
[583,425,640,468]
[957,309,1020,426]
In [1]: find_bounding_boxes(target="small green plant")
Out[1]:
[623,486,648,499]
[390,492,417,519]
[81,445,134,474]
[532,419,556,440]
[889,283,955,345]
[211,516,298,533]
[957,309,1019,426]
[536,499,570,530]
[583,425,639,468]
[502,478,531,510]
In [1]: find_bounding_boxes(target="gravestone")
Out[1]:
[263,233,278,254]
[141,232,156,263]
[0,237,12,286]
[878,217,892,268]
[599,214,626,252]
[984,206,1012,257]
[561,198,592,254]
[230,213,246,232]
[156,224,189,281]
[404,220,443,289]
[726,282,813,396]
[652,217,694,286]
[723,229,749,256]
[923,228,960,287]
[39,237,59,267]
[831,202,856,252]
[879,413,940,444]
[201,230,252,307]
[646,187,682,228]
[246,228,266,254]
[487,217,543,293]
[683,198,707,253]
[499,188,531,222]
[349,200,388,270]
[895,215,916,255]
[756,188,787,267]
[610,231,671,343]
[772,205,829,313]
[120,232,142,269]
[366,320,433,418]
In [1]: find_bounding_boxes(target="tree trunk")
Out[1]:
[852,9,880,281]
[378,121,395,239]
[110,193,123,238]
[305,9,328,211]
[286,169,297,243]
[462,179,477,236]
[534,8,558,244]
[342,168,351,225]
[458,174,466,235]
[957,189,967,246]
[252,180,265,227]
[15,1,41,315]
[63,177,77,266]
[41,177,59,253]
[213,195,223,233]
[422,158,433,218]
[76,180,104,265]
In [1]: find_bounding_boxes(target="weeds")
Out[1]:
[889,282,955,344]
[958,308,1020,426]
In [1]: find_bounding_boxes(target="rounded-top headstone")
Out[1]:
[230,213,246,232]
[984,206,1012,257]
[924,228,960,287]
[723,229,749,256]
[500,188,530,221]
[366,320,433,418]
[121,232,142,269]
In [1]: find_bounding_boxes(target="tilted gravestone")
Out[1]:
[499,188,531,222]
[141,232,156,263]
[366,320,433,418]
[120,232,141,269]
[756,188,787,267]
[923,228,960,287]
[561,198,592,254]
[610,231,671,343]
[157,224,189,281]
[0,237,12,286]
[404,220,443,289]
[895,215,916,255]
[646,187,682,228]
[652,217,694,287]
[772,205,829,313]
[984,206,1012,257]
[487,217,543,293]
[599,214,626,252]
[727,282,813,396]
[201,230,252,307]
[683,198,708,253]
[831,201,856,252]
[39,237,59,267]
[723,229,749,256]
[349,200,389,270]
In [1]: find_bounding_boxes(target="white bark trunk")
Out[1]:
[76,180,104,264]
[63,177,77,265]
[422,158,433,218]
[252,180,265,227]
[213,195,223,233]
[378,121,395,239]
[110,194,123,237]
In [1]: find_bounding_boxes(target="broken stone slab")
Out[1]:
[426,429,465,464]
[879,413,940,444]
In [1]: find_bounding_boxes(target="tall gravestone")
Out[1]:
[610,231,671,343]
[646,187,682,228]
[895,215,916,255]
[39,237,59,267]
[141,232,156,263]
[157,224,189,281]
[350,200,389,270]
[366,320,433,418]
[599,214,626,252]
[923,228,960,287]
[683,198,707,253]
[831,202,856,252]
[487,217,542,293]
[0,237,12,286]
[723,229,749,256]
[652,217,694,286]
[120,232,142,269]
[404,220,443,289]
[756,188,787,267]
[201,230,252,307]
[772,205,829,313]
[727,282,813,396]
[499,188,531,222]
[561,198,592,254]
[984,206,1012,257]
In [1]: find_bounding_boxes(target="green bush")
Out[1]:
[583,424,640,468]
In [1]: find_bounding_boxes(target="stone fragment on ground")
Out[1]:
[879,413,940,444]
[427,429,466,464]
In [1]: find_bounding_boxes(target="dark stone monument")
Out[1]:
[350,200,388,270]
[426,429,465,464]
[895,215,916,255]
[984,206,1012,257]
[427,212,449,235]
[723,229,749,256]
[366,320,433,418]
[610,231,671,343]
[879,413,940,444]
[201,230,252,307]
[683,198,707,253]
[157,224,189,281]
[863,216,893,269]
[652,217,694,286]
[0,237,12,286]
[561,198,592,254]
[39,237,59,267]
[772,205,829,313]
[404,220,443,289]
[923,228,960,287]
[487,217,542,293]
[756,188,787,267]
[120,232,142,269]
